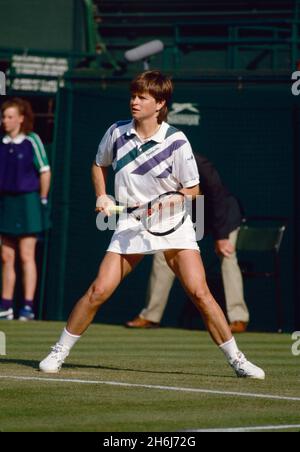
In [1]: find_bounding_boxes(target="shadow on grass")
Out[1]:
[0,357,39,369]
[0,357,233,379]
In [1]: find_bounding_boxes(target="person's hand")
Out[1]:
[215,239,235,258]
[40,196,48,205]
[40,197,51,230]
[95,195,116,216]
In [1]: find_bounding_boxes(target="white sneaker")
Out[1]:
[229,351,265,380]
[0,307,14,320]
[39,343,70,373]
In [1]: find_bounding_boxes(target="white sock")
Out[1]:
[219,337,240,361]
[58,328,81,350]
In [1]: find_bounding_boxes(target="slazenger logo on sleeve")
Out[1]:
[186,155,195,161]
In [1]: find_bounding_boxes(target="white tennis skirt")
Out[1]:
[107,214,200,255]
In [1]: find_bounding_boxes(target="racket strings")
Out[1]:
[143,194,186,234]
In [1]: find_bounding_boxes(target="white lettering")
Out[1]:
[291,331,300,356]
[168,114,200,126]
[103,437,138,449]
[291,71,300,96]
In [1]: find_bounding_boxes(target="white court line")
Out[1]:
[188,425,300,432]
[0,374,300,402]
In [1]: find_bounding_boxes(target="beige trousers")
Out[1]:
[140,229,249,324]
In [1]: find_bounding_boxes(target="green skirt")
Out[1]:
[0,192,51,236]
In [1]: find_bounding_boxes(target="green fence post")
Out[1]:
[38,88,61,320]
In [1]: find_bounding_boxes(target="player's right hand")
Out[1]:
[95,195,116,217]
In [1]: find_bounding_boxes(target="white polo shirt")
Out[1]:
[95,120,199,206]
[95,120,200,254]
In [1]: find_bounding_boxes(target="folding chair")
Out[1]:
[236,216,287,332]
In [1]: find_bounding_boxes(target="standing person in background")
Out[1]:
[126,153,249,333]
[0,98,51,320]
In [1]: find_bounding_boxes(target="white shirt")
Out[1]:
[95,120,199,207]
[95,120,200,254]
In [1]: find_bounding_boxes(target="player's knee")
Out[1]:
[191,285,211,307]
[90,284,108,306]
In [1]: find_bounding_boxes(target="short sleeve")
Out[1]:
[95,124,116,167]
[27,132,50,173]
[172,134,200,188]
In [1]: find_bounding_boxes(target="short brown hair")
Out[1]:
[130,71,173,123]
[1,98,34,134]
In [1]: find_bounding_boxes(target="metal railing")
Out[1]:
[1,3,299,79]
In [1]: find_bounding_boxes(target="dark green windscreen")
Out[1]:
[0,0,86,52]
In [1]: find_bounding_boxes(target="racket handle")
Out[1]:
[108,205,125,214]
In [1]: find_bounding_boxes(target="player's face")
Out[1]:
[130,92,164,122]
[2,107,24,136]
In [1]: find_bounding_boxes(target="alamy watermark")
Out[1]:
[0,331,6,355]
[291,71,300,96]
[291,331,300,356]
[0,71,6,95]
[96,193,205,241]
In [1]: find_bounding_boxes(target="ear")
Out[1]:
[156,99,166,112]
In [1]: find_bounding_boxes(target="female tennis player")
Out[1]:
[40,71,264,379]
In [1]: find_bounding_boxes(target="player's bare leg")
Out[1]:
[39,252,143,373]
[164,249,265,379]
[67,252,143,335]
[164,249,231,345]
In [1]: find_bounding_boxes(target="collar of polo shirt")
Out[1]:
[2,134,26,144]
[125,120,168,144]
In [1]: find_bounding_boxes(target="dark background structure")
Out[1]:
[0,0,299,331]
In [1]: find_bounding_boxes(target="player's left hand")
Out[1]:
[95,195,116,216]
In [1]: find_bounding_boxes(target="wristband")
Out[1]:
[40,197,48,205]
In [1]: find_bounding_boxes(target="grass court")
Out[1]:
[0,321,299,432]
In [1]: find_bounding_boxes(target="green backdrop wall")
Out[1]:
[0,0,86,52]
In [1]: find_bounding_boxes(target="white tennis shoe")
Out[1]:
[230,351,265,380]
[39,343,70,373]
[0,307,13,320]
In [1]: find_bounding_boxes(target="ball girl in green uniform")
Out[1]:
[0,98,51,320]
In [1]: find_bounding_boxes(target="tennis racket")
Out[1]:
[108,191,188,236]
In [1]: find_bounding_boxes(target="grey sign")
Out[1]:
[0,331,6,355]
[0,71,6,95]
